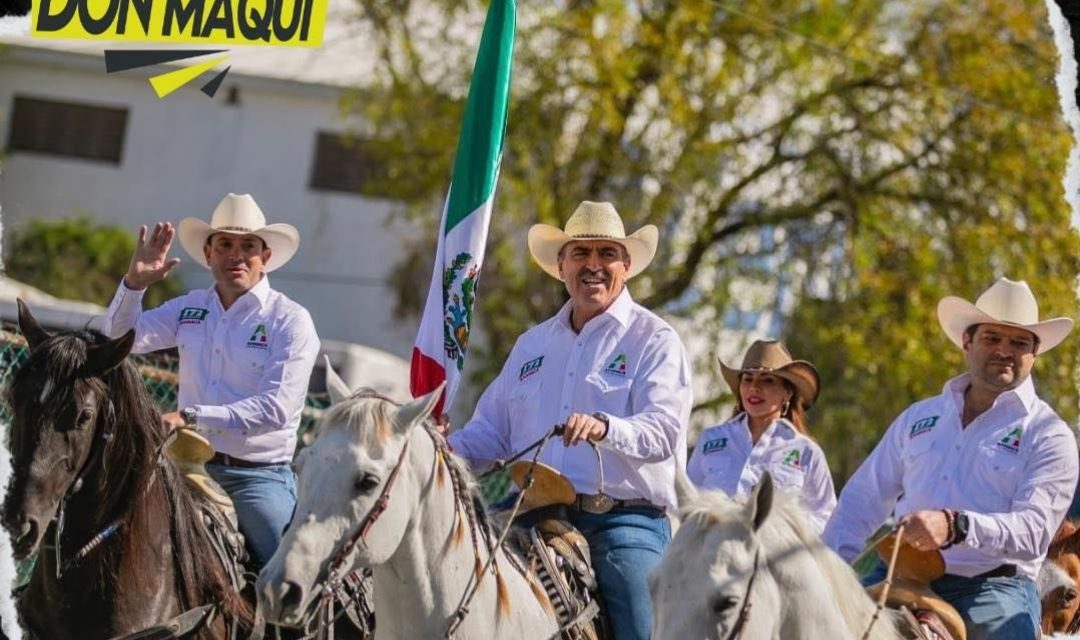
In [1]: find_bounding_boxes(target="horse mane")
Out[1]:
[319,389,498,540]
[681,489,898,640]
[12,329,252,634]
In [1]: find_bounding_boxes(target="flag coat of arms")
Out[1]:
[410,0,516,416]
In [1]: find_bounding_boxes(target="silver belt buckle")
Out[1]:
[578,493,616,514]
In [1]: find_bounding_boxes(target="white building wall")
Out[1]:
[0,45,421,357]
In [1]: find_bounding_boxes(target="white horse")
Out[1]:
[650,473,903,640]
[256,368,559,639]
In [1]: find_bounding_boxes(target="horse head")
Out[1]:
[1,299,135,560]
[1041,519,1080,634]
[650,473,781,640]
[258,356,443,627]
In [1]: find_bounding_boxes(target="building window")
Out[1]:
[309,132,388,196]
[7,96,128,164]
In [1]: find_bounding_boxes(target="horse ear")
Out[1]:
[675,467,698,508]
[17,298,51,349]
[393,382,445,435]
[323,355,351,405]
[84,330,135,373]
[748,471,774,532]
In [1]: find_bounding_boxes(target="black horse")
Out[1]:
[1,301,254,639]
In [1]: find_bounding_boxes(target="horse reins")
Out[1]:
[859,523,907,640]
[444,424,566,639]
[724,547,762,640]
[52,399,117,579]
[52,407,192,578]
[322,437,413,584]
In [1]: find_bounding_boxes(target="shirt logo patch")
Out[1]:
[246,324,269,349]
[178,307,209,326]
[519,356,544,381]
[782,449,802,468]
[909,416,939,439]
[604,354,628,376]
[996,426,1023,454]
[702,437,728,454]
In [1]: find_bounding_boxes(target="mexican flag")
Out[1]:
[409,0,516,416]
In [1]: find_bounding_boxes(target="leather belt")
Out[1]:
[944,564,1016,580]
[208,452,282,469]
[575,494,663,515]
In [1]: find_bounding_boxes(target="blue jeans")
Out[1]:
[516,507,669,640]
[206,463,296,570]
[576,509,670,640]
[861,561,1039,639]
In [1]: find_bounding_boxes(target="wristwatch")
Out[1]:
[952,510,970,545]
[591,412,610,439]
[180,406,198,428]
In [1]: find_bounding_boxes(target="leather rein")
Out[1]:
[724,547,762,640]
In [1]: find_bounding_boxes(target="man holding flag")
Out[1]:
[409,0,513,415]
[409,1,690,636]
[447,201,693,640]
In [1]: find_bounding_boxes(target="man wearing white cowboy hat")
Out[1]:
[824,277,1079,639]
[447,201,693,640]
[103,193,320,570]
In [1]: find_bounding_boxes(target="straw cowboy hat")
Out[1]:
[527,201,658,280]
[937,277,1073,353]
[178,194,299,273]
[719,340,821,409]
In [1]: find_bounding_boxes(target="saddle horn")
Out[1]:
[16,298,51,349]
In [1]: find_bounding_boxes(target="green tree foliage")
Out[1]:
[351,0,1078,479]
[4,217,184,310]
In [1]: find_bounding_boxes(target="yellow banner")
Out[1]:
[31,0,327,47]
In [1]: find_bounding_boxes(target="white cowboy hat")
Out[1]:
[937,277,1073,353]
[527,201,658,280]
[177,194,299,273]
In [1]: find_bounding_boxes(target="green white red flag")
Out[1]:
[409,0,515,415]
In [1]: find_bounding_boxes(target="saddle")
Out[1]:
[167,428,237,519]
[506,461,610,640]
[165,428,376,640]
[865,533,966,640]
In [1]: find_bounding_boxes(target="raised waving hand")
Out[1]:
[124,222,182,290]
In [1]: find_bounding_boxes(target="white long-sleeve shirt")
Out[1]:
[103,276,320,463]
[687,414,837,533]
[448,289,693,510]
[823,373,1079,580]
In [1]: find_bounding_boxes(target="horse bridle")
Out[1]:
[724,547,762,640]
[52,399,118,578]
[321,437,413,587]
